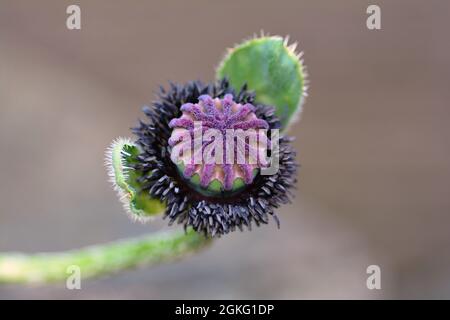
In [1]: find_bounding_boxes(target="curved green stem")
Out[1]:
[0,229,211,284]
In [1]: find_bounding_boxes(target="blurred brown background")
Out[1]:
[0,0,449,299]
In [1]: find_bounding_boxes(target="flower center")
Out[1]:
[168,94,270,196]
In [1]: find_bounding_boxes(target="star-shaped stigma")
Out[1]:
[168,94,269,192]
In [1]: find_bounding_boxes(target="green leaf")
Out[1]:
[217,35,308,130]
[106,138,166,220]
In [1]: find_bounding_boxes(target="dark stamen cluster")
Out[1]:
[132,79,298,236]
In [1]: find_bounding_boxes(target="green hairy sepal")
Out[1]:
[217,35,308,131]
[105,138,166,221]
